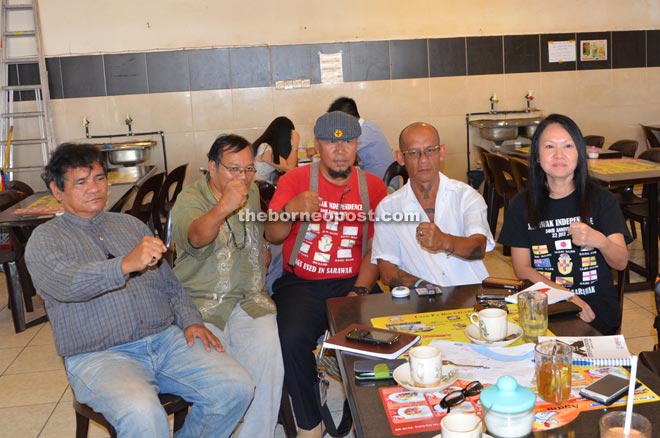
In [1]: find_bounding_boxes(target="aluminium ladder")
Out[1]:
[0,0,55,184]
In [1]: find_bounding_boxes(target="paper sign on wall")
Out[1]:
[580,39,608,61]
[319,52,344,84]
[548,40,576,63]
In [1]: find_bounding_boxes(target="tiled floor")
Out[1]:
[0,230,657,437]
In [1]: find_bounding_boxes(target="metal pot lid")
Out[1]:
[95,140,157,149]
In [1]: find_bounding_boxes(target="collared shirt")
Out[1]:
[357,119,394,180]
[372,172,495,286]
[25,211,202,357]
[171,177,276,330]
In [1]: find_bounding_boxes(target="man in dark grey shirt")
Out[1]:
[25,143,254,438]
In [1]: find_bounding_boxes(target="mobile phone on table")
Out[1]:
[477,287,513,301]
[345,329,400,345]
[579,373,638,405]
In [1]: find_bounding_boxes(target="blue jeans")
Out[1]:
[65,325,254,438]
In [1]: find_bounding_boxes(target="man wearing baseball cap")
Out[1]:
[266,111,387,437]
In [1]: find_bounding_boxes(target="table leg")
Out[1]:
[646,183,659,282]
[5,261,27,333]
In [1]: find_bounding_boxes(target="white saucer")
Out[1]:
[465,322,522,346]
[432,434,493,438]
[392,363,458,393]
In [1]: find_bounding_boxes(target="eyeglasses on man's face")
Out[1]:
[401,145,441,160]
[217,161,257,175]
[439,380,483,413]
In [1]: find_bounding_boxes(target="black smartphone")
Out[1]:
[345,329,400,345]
[477,287,513,301]
[579,373,637,405]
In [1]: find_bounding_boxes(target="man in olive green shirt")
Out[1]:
[171,134,283,438]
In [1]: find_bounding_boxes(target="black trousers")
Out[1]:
[272,272,357,430]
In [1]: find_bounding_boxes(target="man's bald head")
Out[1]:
[398,122,441,151]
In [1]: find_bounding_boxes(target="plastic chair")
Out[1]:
[482,151,517,239]
[621,149,660,266]
[0,189,41,332]
[73,393,190,438]
[584,135,605,148]
[382,161,408,188]
[256,180,276,213]
[474,147,498,229]
[640,125,660,149]
[608,140,638,158]
[6,180,34,196]
[126,172,165,230]
[508,156,530,193]
[152,164,187,238]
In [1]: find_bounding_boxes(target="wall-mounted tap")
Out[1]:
[489,93,499,113]
[125,114,133,135]
[525,90,534,112]
[83,116,91,138]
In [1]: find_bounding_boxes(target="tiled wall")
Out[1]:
[14,30,660,187]
[39,30,660,98]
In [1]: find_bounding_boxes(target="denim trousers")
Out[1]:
[65,325,254,438]
[206,308,284,438]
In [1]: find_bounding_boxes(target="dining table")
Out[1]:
[326,286,660,438]
[0,165,158,332]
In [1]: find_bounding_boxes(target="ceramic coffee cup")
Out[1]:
[469,308,507,342]
[439,412,483,438]
[409,345,442,386]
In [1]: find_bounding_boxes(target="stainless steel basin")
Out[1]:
[105,147,148,166]
[470,116,543,144]
[96,140,156,166]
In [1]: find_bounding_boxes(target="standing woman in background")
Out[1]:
[498,113,630,335]
[253,116,300,184]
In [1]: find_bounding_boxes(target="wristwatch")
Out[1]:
[352,286,370,296]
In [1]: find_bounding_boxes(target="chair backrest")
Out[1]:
[608,140,638,158]
[382,161,408,187]
[483,151,516,200]
[638,148,660,163]
[152,164,188,237]
[127,172,165,227]
[474,147,494,186]
[255,180,276,213]
[6,180,34,197]
[508,156,530,193]
[584,135,605,148]
[640,125,660,149]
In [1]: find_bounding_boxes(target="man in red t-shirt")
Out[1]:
[266,111,387,437]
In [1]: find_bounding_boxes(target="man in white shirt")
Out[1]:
[372,122,495,288]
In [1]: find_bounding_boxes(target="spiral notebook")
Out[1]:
[537,335,632,366]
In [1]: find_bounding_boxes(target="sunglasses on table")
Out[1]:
[439,380,483,413]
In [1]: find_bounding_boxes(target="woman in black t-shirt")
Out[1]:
[499,114,630,334]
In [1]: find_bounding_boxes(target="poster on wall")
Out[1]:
[319,52,344,84]
[580,40,608,61]
[548,40,576,63]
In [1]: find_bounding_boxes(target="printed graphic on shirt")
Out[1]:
[533,245,549,255]
[326,221,339,231]
[583,270,598,282]
[318,235,333,252]
[555,277,573,287]
[557,253,573,275]
[300,242,310,254]
[534,258,552,269]
[581,256,597,267]
[305,231,317,241]
[340,239,356,248]
[309,223,320,232]
[313,252,331,263]
[343,226,358,236]
[555,239,572,251]
[337,249,353,259]
[540,271,553,280]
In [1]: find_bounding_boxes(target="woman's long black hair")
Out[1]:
[252,116,295,164]
[527,113,593,228]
